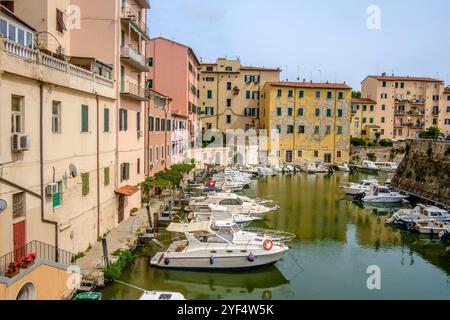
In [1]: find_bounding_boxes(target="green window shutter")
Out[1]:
[124,110,128,131]
[161,118,165,131]
[104,167,110,186]
[52,182,61,208]
[327,109,332,117]
[167,119,171,131]
[277,108,282,116]
[207,90,212,99]
[81,173,89,196]
[288,108,293,116]
[246,91,251,99]
[338,126,343,134]
[314,126,319,134]
[338,109,343,118]
[315,109,320,117]
[81,105,89,132]
[277,89,282,97]
[149,116,154,131]
[298,108,304,116]
[299,91,304,98]
[104,108,110,132]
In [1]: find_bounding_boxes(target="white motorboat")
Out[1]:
[139,291,186,300]
[340,179,379,196]
[356,186,408,204]
[300,161,318,173]
[315,161,328,173]
[355,160,380,175]
[258,166,277,176]
[191,210,262,228]
[375,162,398,173]
[386,204,450,225]
[150,220,291,270]
[414,220,450,235]
[337,163,351,172]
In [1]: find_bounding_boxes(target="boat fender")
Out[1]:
[247,253,255,262]
[164,257,170,265]
[263,239,274,251]
[210,256,215,265]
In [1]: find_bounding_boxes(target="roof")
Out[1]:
[171,112,188,119]
[351,98,377,104]
[0,5,36,31]
[115,185,139,196]
[201,63,281,72]
[266,81,352,90]
[364,75,443,83]
[150,37,200,66]
[148,88,171,101]
[166,221,213,234]
[444,87,450,94]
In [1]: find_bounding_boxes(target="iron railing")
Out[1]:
[0,241,75,277]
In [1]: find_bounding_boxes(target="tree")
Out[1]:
[352,91,361,98]
[419,127,443,140]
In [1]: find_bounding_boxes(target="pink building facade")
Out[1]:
[146,37,200,166]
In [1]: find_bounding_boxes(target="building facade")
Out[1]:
[198,58,281,133]
[350,98,380,140]
[146,37,200,158]
[261,82,352,165]
[361,75,445,141]
[441,87,450,135]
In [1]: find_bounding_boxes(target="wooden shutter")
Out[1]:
[81,105,89,132]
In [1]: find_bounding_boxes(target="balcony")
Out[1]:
[0,241,75,278]
[394,110,406,115]
[120,45,149,72]
[120,81,150,101]
[121,5,150,40]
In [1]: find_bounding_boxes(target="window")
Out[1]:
[299,91,304,98]
[276,125,281,134]
[298,108,304,116]
[338,92,344,100]
[206,66,213,72]
[326,126,331,135]
[288,90,293,98]
[104,167,110,186]
[119,109,128,131]
[337,151,342,158]
[52,101,61,133]
[53,182,62,209]
[149,147,153,163]
[81,173,89,196]
[298,125,305,134]
[225,66,232,72]
[298,150,302,157]
[363,105,367,111]
[447,96,450,101]
[246,91,251,99]
[226,115,231,124]
[155,118,160,131]
[315,108,320,117]
[288,108,293,117]
[314,151,319,158]
[8,24,15,41]
[227,82,232,90]
[12,192,25,219]
[362,117,367,124]
[370,118,374,124]
[167,119,171,131]
[382,104,386,111]
[381,117,385,123]
[0,19,6,38]
[382,81,386,87]
[147,57,153,67]
[207,90,213,99]
[370,105,374,112]
[287,125,294,134]
[277,89,282,97]
[445,119,450,125]
[81,105,89,132]
[56,9,67,33]
[226,99,231,107]
[314,126,319,134]
[337,126,343,135]
[101,108,109,132]
[338,109,343,118]
[327,92,332,99]
[17,29,24,45]
[252,91,260,100]
[205,107,214,115]
[400,82,405,89]
[277,107,282,116]
[149,116,154,131]
[326,109,332,117]
[120,163,130,181]
[137,158,141,174]
[146,79,153,89]
[11,96,24,133]
[136,112,141,131]
[315,91,321,99]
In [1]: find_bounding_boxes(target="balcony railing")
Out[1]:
[120,81,150,101]
[0,241,75,277]
[1,38,114,88]
[120,45,148,72]
[121,5,150,39]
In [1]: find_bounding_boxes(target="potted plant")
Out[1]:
[5,262,21,278]
[21,253,36,269]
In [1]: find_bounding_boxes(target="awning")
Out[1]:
[166,221,213,234]
[115,185,139,196]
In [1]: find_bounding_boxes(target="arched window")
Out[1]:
[16,282,36,300]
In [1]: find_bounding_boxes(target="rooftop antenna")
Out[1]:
[376,64,379,75]
[334,72,337,83]
[317,69,322,83]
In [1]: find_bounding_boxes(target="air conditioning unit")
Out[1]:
[137,130,143,139]
[11,134,31,152]
[46,183,59,195]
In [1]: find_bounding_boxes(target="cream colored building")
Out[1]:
[361,75,445,141]
[198,58,281,133]
[350,98,381,140]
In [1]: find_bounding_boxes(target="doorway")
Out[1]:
[118,195,125,223]
[13,221,26,262]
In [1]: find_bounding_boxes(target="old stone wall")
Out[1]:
[349,142,406,165]
[392,140,450,205]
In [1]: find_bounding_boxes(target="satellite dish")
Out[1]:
[0,199,7,214]
[69,164,78,178]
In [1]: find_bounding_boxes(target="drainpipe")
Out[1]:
[96,93,100,238]
[39,83,59,261]
[164,100,168,170]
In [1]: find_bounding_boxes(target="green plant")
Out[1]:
[367,153,376,162]
[104,249,134,282]
[367,142,378,147]
[419,127,442,140]
[351,137,366,146]
[379,139,394,147]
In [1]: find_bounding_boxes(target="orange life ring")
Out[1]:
[263,239,274,251]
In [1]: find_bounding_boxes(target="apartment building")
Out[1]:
[198,58,281,133]
[361,75,445,141]
[0,4,116,298]
[261,82,352,165]
[442,87,450,135]
[148,89,171,176]
[147,37,200,159]
[70,0,150,222]
[350,98,380,140]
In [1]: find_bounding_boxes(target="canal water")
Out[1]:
[102,172,450,300]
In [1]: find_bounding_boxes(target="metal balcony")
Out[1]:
[120,45,149,72]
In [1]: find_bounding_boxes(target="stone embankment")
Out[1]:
[350,142,406,164]
[392,139,450,206]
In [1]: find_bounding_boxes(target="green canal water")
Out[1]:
[102,173,450,300]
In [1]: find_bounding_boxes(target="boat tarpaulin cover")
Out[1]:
[166,221,213,234]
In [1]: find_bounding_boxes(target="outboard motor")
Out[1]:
[353,192,366,202]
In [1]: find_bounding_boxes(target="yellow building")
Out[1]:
[198,58,281,132]
[261,82,352,164]
[350,98,381,140]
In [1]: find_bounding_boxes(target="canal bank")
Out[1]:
[101,173,450,300]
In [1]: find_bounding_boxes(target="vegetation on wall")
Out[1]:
[351,91,361,98]
[419,127,443,140]
[103,249,134,282]
[351,137,366,146]
[367,153,377,162]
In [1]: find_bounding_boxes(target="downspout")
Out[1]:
[39,83,59,261]
[96,93,100,238]
[164,99,168,170]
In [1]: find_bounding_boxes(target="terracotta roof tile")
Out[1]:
[367,75,443,83]
[351,98,377,104]
[266,81,352,90]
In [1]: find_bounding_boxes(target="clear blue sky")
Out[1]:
[148,0,450,90]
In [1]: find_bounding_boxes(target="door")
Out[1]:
[324,153,332,164]
[286,150,293,163]
[118,195,125,223]
[13,221,26,262]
